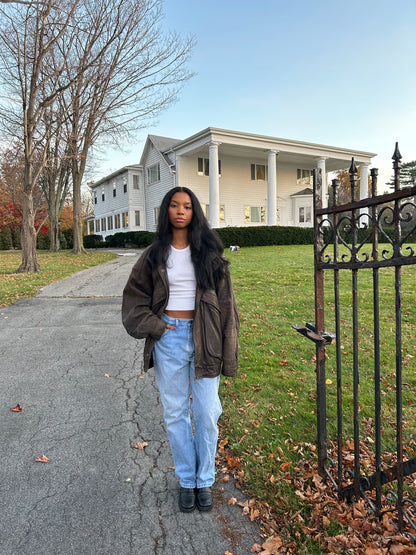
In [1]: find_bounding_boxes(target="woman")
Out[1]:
[122,186,239,513]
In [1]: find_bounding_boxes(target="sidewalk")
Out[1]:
[0,252,262,555]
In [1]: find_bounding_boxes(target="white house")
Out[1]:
[88,127,376,238]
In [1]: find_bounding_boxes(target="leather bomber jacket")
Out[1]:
[122,245,239,379]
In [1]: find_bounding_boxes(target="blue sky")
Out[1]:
[98,0,416,190]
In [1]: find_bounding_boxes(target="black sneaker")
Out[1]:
[179,487,196,513]
[196,487,213,512]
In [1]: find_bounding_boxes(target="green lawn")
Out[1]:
[220,245,416,551]
[0,250,117,306]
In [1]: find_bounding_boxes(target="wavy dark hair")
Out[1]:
[148,186,229,290]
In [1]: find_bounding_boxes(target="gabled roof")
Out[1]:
[291,187,313,196]
[140,134,182,167]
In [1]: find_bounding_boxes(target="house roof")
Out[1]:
[141,135,182,168]
[89,164,142,189]
[166,127,376,172]
[291,187,313,196]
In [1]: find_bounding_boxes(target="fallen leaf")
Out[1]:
[250,544,262,553]
[326,378,333,385]
[132,441,149,450]
[35,455,50,463]
[228,496,237,506]
[104,373,110,378]
[262,535,283,551]
[220,474,230,483]
[224,551,233,555]
[125,478,131,482]
[10,403,23,412]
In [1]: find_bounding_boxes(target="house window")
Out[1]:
[154,206,160,225]
[95,219,100,232]
[197,158,221,176]
[107,216,113,230]
[202,204,225,223]
[114,214,121,229]
[297,169,313,186]
[148,164,160,184]
[94,191,97,204]
[123,178,127,193]
[122,211,128,228]
[245,205,265,223]
[101,218,106,232]
[299,206,312,223]
[101,187,105,202]
[133,175,140,189]
[113,182,116,197]
[251,164,266,181]
[135,210,140,226]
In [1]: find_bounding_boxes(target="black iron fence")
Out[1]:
[294,144,416,539]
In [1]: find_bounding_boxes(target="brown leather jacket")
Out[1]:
[122,246,239,379]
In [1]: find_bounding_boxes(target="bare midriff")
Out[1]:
[165,310,194,319]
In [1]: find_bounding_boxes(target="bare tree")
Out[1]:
[61,0,194,253]
[0,0,80,271]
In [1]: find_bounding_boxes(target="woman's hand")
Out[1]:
[162,324,177,335]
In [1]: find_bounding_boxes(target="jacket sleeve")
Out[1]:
[121,249,167,340]
[217,266,240,377]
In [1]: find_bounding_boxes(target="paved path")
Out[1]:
[0,252,262,555]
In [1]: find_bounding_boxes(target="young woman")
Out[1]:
[122,187,239,513]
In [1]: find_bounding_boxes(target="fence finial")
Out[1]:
[392,142,402,163]
[349,157,358,201]
[392,142,402,192]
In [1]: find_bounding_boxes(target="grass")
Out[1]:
[219,245,416,549]
[0,250,117,307]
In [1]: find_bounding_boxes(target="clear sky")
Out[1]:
[97,0,416,191]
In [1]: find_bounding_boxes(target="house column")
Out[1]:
[209,141,220,228]
[267,150,278,225]
[317,158,327,204]
[360,163,369,199]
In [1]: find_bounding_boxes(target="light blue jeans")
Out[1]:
[153,314,222,489]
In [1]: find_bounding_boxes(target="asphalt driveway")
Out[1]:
[0,251,262,555]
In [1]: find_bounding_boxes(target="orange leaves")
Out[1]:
[10,403,22,412]
[132,441,148,450]
[35,455,50,463]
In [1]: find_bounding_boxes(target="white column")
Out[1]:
[360,163,369,200]
[267,150,278,225]
[317,158,327,205]
[209,141,220,228]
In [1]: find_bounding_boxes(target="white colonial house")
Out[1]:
[88,127,376,237]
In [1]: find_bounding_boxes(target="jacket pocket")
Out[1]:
[200,290,222,359]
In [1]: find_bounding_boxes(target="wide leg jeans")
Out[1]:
[153,314,222,489]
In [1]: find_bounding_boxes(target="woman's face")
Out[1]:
[168,192,193,229]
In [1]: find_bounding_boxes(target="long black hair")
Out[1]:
[148,186,229,290]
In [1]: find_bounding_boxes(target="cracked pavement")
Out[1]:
[0,251,262,554]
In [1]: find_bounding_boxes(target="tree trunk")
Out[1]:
[49,211,60,251]
[16,188,40,273]
[72,171,86,254]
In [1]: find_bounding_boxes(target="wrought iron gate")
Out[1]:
[294,144,416,538]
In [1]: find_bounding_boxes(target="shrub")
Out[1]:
[83,234,104,248]
[104,231,155,248]
[214,226,314,248]
[0,227,13,250]
[37,230,50,250]
[13,227,21,249]
[61,228,73,249]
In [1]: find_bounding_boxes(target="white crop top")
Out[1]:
[165,245,196,311]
